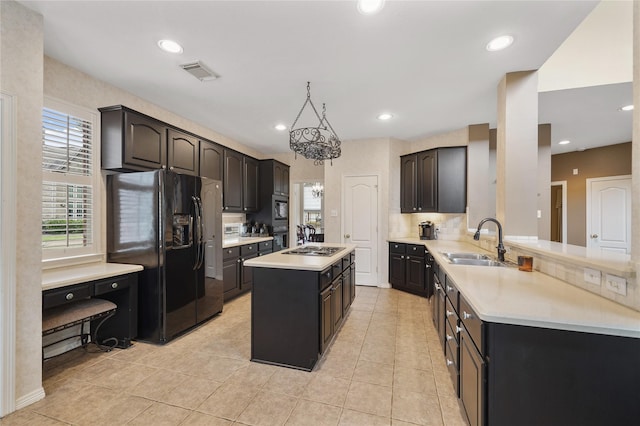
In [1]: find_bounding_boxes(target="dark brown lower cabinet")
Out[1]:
[320,285,333,354]
[332,276,343,331]
[460,326,484,426]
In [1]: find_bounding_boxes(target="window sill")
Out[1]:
[42,253,105,271]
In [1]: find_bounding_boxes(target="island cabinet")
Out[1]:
[431,257,640,426]
[223,148,259,213]
[388,242,431,297]
[250,250,356,371]
[400,146,466,213]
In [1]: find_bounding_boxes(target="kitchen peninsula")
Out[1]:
[244,243,356,371]
[390,237,640,426]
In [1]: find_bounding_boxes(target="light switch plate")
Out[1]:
[605,274,627,296]
[583,268,601,285]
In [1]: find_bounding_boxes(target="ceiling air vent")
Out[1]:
[180,61,219,82]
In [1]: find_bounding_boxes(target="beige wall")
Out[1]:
[552,142,632,246]
[1,0,45,407]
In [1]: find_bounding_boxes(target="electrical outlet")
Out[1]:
[583,268,601,285]
[605,274,627,296]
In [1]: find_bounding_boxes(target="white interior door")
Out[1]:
[343,175,378,286]
[587,175,631,253]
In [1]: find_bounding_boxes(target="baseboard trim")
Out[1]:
[15,387,45,411]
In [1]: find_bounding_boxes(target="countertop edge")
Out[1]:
[223,236,274,248]
[42,263,144,291]
[244,243,356,272]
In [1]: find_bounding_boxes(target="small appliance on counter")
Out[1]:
[419,221,436,240]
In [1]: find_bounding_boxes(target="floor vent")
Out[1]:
[180,61,219,82]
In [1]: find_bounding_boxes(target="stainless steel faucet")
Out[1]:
[473,218,506,262]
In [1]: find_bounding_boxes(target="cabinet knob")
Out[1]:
[446,334,453,341]
[170,166,174,171]
[446,309,454,317]
[446,285,453,293]
[456,325,462,333]
[400,255,404,259]
[65,293,74,300]
[161,165,166,170]
[111,282,118,289]
[425,264,431,269]
[413,207,417,211]
[446,359,454,366]
[418,207,422,211]
[462,311,473,320]
[434,284,441,291]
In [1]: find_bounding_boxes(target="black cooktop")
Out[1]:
[283,246,344,256]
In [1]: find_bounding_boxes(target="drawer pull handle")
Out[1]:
[446,310,454,317]
[463,311,474,320]
[111,282,118,289]
[446,359,454,366]
[446,334,453,341]
[65,293,74,300]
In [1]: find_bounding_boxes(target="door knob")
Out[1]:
[590,234,599,239]
[344,234,351,239]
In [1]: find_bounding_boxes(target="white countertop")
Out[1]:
[389,238,640,339]
[223,236,273,248]
[244,243,357,272]
[42,262,143,291]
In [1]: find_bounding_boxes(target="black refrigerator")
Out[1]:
[107,170,223,343]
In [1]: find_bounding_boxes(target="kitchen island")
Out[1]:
[244,243,356,371]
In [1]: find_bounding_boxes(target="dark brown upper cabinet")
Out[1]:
[167,128,198,176]
[101,106,167,171]
[260,160,290,197]
[400,146,466,213]
[223,149,259,212]
[199,139,223,181]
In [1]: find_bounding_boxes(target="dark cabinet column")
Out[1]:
[167,129,199,176]
[199,140,223,181]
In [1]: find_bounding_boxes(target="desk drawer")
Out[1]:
[94,274,134,296]
[43,283,91,309]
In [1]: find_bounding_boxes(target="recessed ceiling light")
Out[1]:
[274,124,287,131]
[157,39,183,54]
[377,113,393,121]
[558,140,571,145]
[357,0,385,15]
[486,35,514,52]
[619,104,634,111]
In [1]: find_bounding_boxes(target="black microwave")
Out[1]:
[273,197,288,221]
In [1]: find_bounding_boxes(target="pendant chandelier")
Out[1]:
[311,182,324,198]
[289,82,341,166]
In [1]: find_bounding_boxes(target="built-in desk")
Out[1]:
[42,263,143,349]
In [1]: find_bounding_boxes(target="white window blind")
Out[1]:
[42,104,97,256]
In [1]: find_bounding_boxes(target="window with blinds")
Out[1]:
[42,103,97,256]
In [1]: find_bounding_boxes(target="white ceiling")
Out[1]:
[21,0,621,156]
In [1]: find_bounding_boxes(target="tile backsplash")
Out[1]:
[388,212,467,241]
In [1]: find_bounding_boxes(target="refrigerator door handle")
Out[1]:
[192,195,201,270]
[194,196,205,270]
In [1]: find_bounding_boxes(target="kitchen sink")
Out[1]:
[441,252,511,267]
[441,252,491,261]
[449,258,505,267]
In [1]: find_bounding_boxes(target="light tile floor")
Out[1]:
[1,287,468,426]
